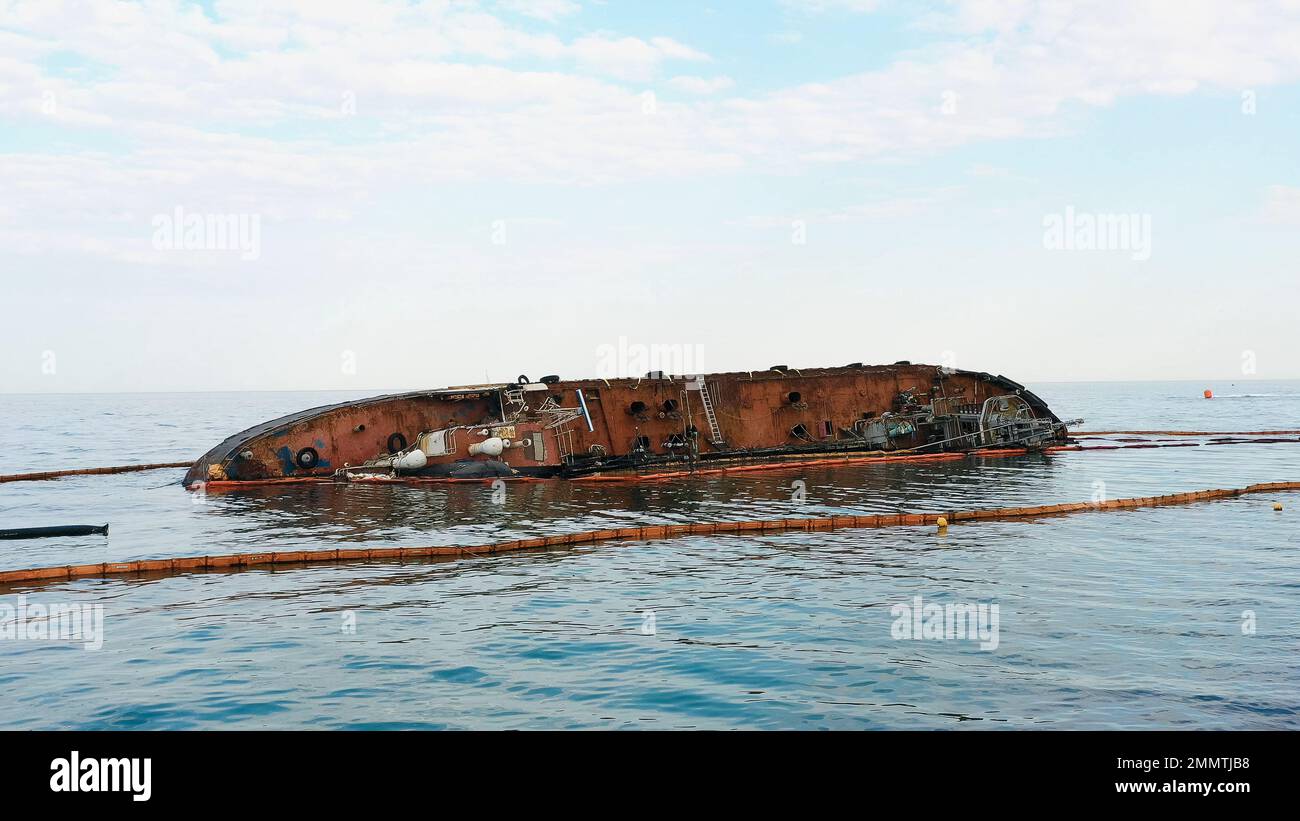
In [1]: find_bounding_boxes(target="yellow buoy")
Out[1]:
[1274,502,1283,511]
[936,516,948,531]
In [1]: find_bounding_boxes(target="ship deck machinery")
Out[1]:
[184,363,1079,487]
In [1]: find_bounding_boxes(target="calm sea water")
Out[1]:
[1,380,1298,729]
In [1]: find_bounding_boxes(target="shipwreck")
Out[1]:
[184,363,1074,487]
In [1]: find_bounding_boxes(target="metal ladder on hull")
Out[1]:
[553,427,574,462]
[696,380,726,448]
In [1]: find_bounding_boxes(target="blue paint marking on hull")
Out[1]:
[275,446,297,476]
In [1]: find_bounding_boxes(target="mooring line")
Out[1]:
[0,481,1293,588]
[0,462,191,484]
[1070,429,1300,437]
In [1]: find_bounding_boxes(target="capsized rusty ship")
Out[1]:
[184,363,1077,487]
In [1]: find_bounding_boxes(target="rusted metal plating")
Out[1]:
[183,363,1073,486]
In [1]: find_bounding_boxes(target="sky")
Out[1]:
[1,0,1298,393]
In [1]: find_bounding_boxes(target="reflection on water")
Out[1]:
[5,440,1298,570]
[1,381,1299,729]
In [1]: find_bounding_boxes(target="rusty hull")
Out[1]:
[184,364,1066,486]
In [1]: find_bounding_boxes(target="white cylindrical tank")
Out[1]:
[394,450,428,470]
[468,437,507,457]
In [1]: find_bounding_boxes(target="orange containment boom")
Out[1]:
[1,481,1295,588]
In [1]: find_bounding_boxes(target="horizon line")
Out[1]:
[2,376,1297,397]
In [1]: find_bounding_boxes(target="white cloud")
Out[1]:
[498,0,582,22]
[570,33,710,80]
[732,186,961,228]
[1261,185,1300,224]
[668,75,735,94]
[782,0,881,13]
[5,0,1300,268]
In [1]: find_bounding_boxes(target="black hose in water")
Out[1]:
[0,524,109,541]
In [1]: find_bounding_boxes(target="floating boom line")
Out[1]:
[1,481,1295,588]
